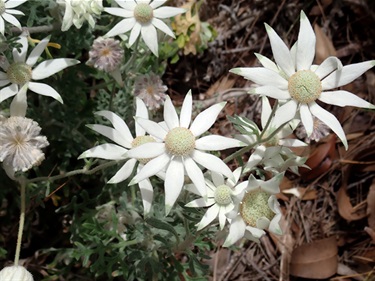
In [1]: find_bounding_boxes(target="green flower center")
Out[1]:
[165,127,195,157]
[214,185,233,206]
[133,3,153,24]
[263,133,278,147]
[0,0,5,15]
[240,189,275,227]
[7,62,32,85]
[288,70,322,104]
[131,135,156,164]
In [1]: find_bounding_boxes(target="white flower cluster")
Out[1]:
[79,11,375,248]
[0,0,373,257]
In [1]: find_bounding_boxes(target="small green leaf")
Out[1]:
[145,217,180,243]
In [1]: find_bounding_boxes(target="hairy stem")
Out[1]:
[14,178,26,266]
[26,160,122,184]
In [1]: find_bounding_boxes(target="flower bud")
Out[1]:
[0,265,34,281]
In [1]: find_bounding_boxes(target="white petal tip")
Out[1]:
[107,178,120,184]
[229,68,241,75]
[77,153,86,159]
[343,140,348,151]
[196,224,205,231]
[222,240,232,248]
[128,179,138,186]
[238,141,247,147]
[165,205,172,216]
[248,88,256,94]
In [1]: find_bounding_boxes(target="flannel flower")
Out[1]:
[57,0,103,31]
[0,0,26,35]
[223,173,283,247]
[0,35,79,108]
[104,0,185,56]
[127,90,244,215]
[186,168,246,231]
[79,98,156,214]
[236,96,307,174]
[230,11,375,150]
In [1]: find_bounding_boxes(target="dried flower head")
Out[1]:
[87,37,124,73]
[133,73,168,110]
[0,116,49,173]
[0,265,34,281]
[295,117,331,143]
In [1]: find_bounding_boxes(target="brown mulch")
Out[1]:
[166,0,375,280]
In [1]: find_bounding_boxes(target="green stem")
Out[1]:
[26,160,122,184]
[259,100,278,140]
[123,37,140,72]
[14,178,26,266]
[88,80,115,91]
[108,80,117,111]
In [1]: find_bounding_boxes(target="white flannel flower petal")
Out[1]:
[128,90,244,215]
[230,11,375,150]
[0,0,26,35]
[0,35,79,109]
[104,0,185,56]
[78,98,157,214]
[186,168,246,230]
[223,173,283,247]
[57,0,103,31]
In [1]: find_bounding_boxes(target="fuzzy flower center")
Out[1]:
[100,47,111,57]
[263,133,278,147]
[165,127,195,156]
[0,0,5,15]
[7,62,32,85]
[240,189,275,227]
[131,135,156,164]
[214,185,233,206]
[133,3,153,24]
[288,70,322,104]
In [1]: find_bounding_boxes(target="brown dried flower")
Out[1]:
[0,116,49,173]
[133,73,168,110]
[87,37,124,73]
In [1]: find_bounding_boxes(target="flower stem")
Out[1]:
[123,37,140,72]
[14,178,26,266]
[26,160,122,184]
[259,100,278,140]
